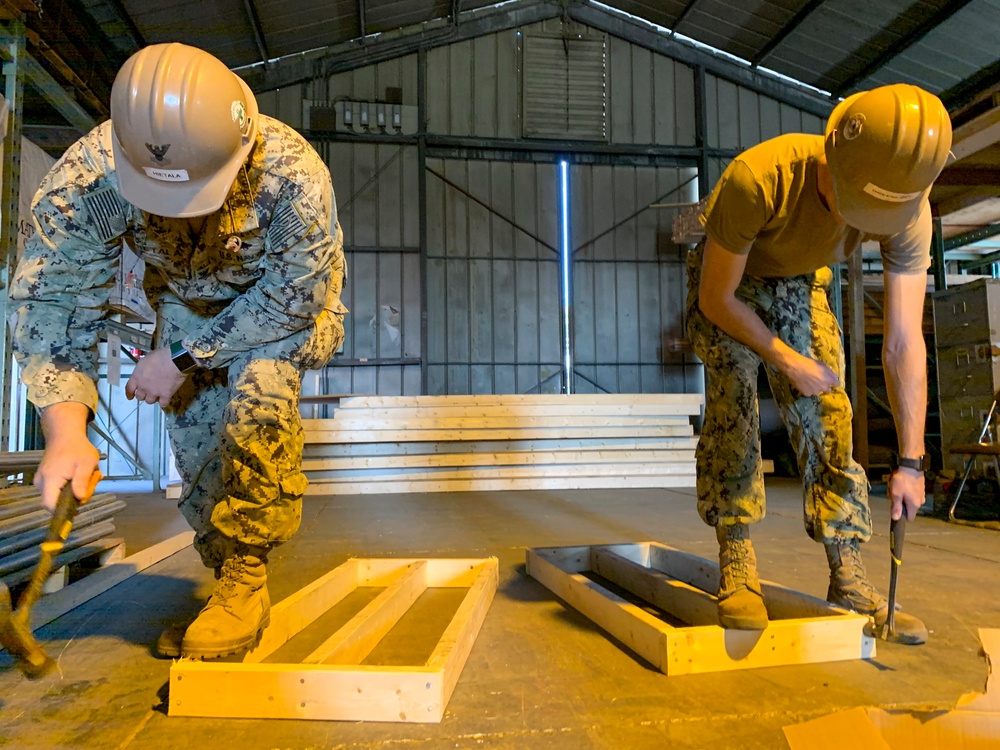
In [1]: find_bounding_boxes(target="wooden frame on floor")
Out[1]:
[168,556,499,723]
[526,542,875,675]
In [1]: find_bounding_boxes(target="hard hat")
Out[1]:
[110,43,258,218]
[824,84,952,234]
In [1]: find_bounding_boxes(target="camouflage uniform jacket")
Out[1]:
[9,114,348,415]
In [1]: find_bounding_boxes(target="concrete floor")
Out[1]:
[1,478,999,749]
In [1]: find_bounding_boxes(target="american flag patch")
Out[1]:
[81,186,127,243]
[268,200,309,251]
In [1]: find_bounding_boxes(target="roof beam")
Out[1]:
[0,39,95,132]
[934,166,1000,188]
[950,103,1000,162]
[831,0,977,97]
[242,0,270,63]
[941,58,1000,113]
[95,0,145,50]
[671,0,702,35]
[750,0,826,68]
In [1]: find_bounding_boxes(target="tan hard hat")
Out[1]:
[824,84,952,235]
[110,43,258,218]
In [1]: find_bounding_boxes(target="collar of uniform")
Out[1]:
[216,163,260,237]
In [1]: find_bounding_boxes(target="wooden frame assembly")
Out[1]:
[169,556,499,723]
[526,543,874,675]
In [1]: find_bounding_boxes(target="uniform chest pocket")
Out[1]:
[214,234,266,285]
[131,225,193,279]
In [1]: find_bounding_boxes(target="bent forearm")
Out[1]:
[699,294,799,373]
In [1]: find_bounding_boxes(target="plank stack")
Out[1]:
[302,394,702,494]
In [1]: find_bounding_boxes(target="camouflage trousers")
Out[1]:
[155,296,344,568]
[685,242,871,543]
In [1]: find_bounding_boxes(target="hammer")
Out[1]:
[0,484,79,678]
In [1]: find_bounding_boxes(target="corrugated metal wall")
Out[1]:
[703,73,826,187]
[571,164,700,394]
[425,159,561,394]
[607,35,697,147]
[256,18,827,400]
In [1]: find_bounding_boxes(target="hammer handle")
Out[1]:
[882,514,907,637]
[15,484,78,617]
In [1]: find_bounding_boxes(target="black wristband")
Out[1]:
[169,340,198,373]
[890,453,929,472]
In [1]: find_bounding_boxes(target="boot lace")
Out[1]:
[720,540,756,592]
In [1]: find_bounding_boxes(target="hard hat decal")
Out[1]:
[232,101,247,129]
[143,166,191,182]
[842,114,865,141]
[145,143,171,162]
[862,182,922,203]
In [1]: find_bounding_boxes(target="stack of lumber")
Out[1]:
[302,394,702,494]
[0,483,127,591]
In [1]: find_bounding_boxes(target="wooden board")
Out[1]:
[169,557,499,723]
[303,448,696,472]
[525,543,874,676]
[303,437,700,458]
[336,394,703,409]
[305,474,696,495]
[305,461,695,482]
[328,405,700,418]
[304,426,694,443]
[26,531,195,631]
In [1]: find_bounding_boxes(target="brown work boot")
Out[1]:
[155,622,188,658]
[180,553,271,658]
[825,538,928,645]
[154,565,223,659]
[716,524,769,630]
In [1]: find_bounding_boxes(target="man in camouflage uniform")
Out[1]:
[9,43,347,658]
[688,84,951,644]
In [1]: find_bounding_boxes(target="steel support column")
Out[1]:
[0,24,24,448]
[932,216,948,291]
[848,250,868,470]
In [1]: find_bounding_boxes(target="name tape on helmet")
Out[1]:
[863,183,922,204]
[143,167,191,182]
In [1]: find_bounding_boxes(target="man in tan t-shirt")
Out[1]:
[687,84,951,644]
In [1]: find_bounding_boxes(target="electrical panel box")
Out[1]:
[302,99,418,135]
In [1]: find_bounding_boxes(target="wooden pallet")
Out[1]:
[168,556,499,723]
[526,542,874,675]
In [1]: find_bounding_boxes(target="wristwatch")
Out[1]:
[889,453,930,472]
[169,340,199,373]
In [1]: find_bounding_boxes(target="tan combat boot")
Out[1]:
[180,553,271,658]
[154,565,223,659]
[716,524,769,630]
[825,538,928,645]
[155,622,187,659]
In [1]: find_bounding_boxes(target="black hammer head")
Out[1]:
[0,582,54,679]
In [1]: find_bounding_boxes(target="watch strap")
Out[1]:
[890,453,929,472]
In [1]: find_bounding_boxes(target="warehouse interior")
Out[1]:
[1,0,1000,748]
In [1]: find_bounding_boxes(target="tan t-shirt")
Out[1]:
[700,134,931,278]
